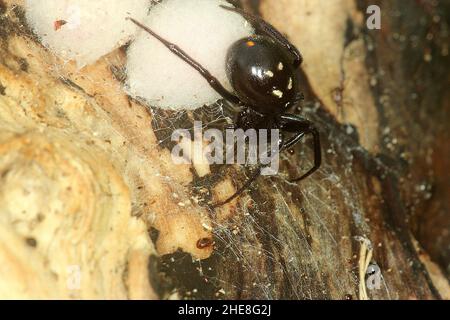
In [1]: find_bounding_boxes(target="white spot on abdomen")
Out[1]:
[272,89,284,98]
[264,70,274,77]
[287,77,293,90]
[277,62,284,71]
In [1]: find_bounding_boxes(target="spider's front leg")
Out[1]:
[279,114,322,182]
[220,5,303,67]
[127,17,242,105]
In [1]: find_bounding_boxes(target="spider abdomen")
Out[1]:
[225,36,298,114]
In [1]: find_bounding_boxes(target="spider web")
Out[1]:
[145,93,402,300]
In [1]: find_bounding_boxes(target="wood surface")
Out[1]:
[0,0,448,299]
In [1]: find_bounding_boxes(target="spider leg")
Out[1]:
[284,92,305,111]
[128,18,241,105]
[211,115,272,208]
[220,5,303,68]
[279,114,321,182]
[211,165,263,208]
[211,114,321,207]
[281,131,306,151]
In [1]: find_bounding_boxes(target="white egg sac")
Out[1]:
[125,0,254,110]
[25,0,150,67]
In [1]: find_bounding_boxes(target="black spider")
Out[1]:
[128,5,321,207]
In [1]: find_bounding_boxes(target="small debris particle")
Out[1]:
[345,125,355,135]
[191,196,200,204]
[18,58,29,72]
[25,237,37,247]
[196,237,214,249]
[201,223,212,231]
[370,76,378,87]
[215,288,226,297]
[54,19,68,31]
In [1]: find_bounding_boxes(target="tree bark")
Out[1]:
[0,0,448,299]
